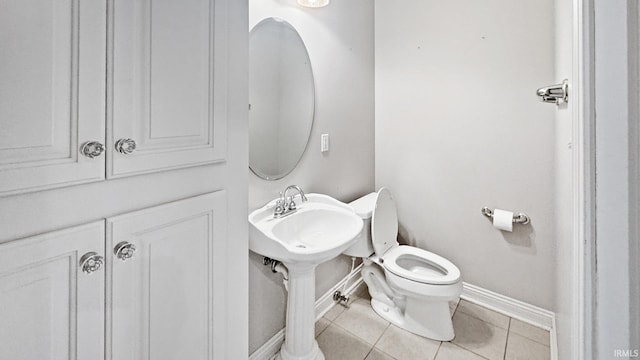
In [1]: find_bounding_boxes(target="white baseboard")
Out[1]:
[461,282,555,330]
[248,328,284,360]
[315,264,364,320]
[249,264,364,360]
[550,315,558,360]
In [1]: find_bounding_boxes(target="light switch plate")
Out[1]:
[321,134,329,152]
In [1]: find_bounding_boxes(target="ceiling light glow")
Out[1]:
[297,0,330,8]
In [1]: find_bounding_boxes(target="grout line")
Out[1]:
[363,346,375,360]
[315,318,330,338]
[449,341,491,360]
[327,305,347,323]
[452,342,491,360]
[459,302,550,350]
[509,332,552,348]
[333,298,391,348]
[447,343,492,360]
[323,323,376,360]
[432,341,443,360]
[331,318,387,348]
[372,322,391,347]
[507,320,552,347]
[452,304,512,360]
[503,317,512,360]
[452,343,492,360]
[451,301,459,318]
[376,347,398,360]
[455,301,511,330]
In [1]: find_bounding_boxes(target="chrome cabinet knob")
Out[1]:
[80,141,105,158]
[114,241,136,261]
[115,138,137,155]
[80,252,104,274]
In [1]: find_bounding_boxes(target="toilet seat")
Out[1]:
[371,188,399,257]
[372,188,461,286]
[383,246,460,285]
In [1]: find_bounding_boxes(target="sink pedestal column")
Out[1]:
[277,263,324,360]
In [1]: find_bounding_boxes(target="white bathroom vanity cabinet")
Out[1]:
[0,0,248,359]
[0,0,226,196]
[0,192,226,359]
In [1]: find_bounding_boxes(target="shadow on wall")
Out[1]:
[398,220,537,255]
[398,222,416,247]
[501,223,536,254]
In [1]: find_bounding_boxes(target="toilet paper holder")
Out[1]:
[481,207,530,225]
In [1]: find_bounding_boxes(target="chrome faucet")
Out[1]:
[274,185,308,218]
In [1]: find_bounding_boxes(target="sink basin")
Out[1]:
[249,193,363,265]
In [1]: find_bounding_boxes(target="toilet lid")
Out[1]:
[383,246,461,285]
[371,187,399,257]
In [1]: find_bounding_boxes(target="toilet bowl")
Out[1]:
[344,188,462,341]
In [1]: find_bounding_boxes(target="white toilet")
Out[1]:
[344,188,462,341]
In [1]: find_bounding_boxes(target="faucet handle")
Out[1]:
[286,196,296,211]
[274,198,285,216]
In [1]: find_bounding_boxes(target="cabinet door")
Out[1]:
[0,0,106,196]
[0,222,105,360]
[110,0,226,178]
[108,192,227,360]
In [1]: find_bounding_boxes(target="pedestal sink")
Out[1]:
[249,194,363,360]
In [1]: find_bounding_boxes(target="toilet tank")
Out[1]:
[343,193,377,257]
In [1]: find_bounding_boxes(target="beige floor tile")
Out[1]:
[451,311,508,360]
[365,349,396,360]
[353,282,372,301]
[317,324,373,360]
[505,333,550,360]
[374,324,441,360]
[345,295,360,307]
[450,298,461,309]
[324,303,347,321]
[456,300,510,329]
[508,319,550,346]
[334,299,389,345]
[315,317,331,337]
[435,342,488,360]
[449,301,459,318]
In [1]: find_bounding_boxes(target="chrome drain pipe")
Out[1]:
[264,257,289,291]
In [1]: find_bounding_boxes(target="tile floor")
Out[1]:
[314,286,551,360]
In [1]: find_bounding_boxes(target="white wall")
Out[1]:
[375,0,557,310]
[592,0,640,356]
[632,3,640,347]
[553,0,581,358]
[248,0,375,353]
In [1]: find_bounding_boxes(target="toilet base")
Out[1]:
[370,297,455,341]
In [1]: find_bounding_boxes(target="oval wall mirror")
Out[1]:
[249,18,315,180]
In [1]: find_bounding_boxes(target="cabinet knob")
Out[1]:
[114,241,136,261]
[115,138,137,155]
[80,141,105,158]
[80,252,104,274]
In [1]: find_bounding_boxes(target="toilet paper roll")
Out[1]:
[492,209,513,232]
